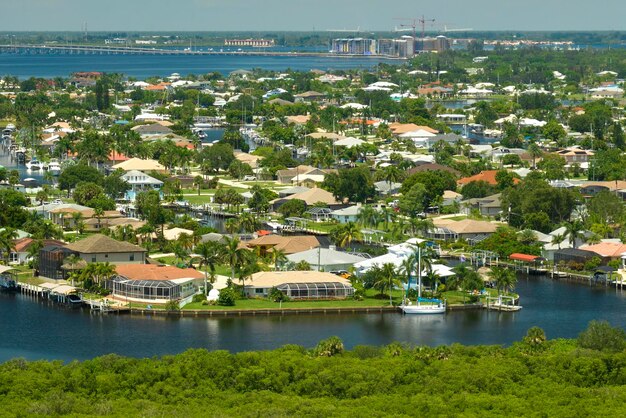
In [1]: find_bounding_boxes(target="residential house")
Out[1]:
[245,235,322,256]
[121,170,164,201]
[10,238,65,265]
[579,242,626,264]
[271,187,343,211]
[374,180,402,195]
[131,123,174,138]
[65,234,147,265]
[457,170,520,188]
[39,244,74,280]
[330,205,360,224]
[286,247,367,272]
[429,219,499,242]
[112,158,167,174]
[294,91,327,103]
[244,271,354,299]
[109,264,204,306]
[461,193,502,217]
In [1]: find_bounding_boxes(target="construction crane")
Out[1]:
[418,15,436,38]
[393,18,417,39]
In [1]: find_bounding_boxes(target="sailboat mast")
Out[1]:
[418,246,422,300]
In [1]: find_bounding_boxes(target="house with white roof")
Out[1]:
[330,205,360,224]
[121,170,163,201]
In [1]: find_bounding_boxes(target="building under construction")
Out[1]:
[332,35,450,57]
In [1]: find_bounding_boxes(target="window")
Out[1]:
[255,288,264,294]
[91,257,96,263]
[105,254,108,258]
[129,254,135,262]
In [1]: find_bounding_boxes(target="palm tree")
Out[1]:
[93,207,104,231]
[222,236,248,285]
[408,217,434,238]
[238,213,259,234]
[399,254,417,300]
[357,205,380,229]
[564,220,585,249]
[193,241,225,295]
[332,222,363,249]
[551,232,566,250]
[488,267,517,296]
[26,240,44,273]
[270,248,288,271]
[193,175,204,196]
[176,232,194,252]
[373,262,401,306]
[380,206,396,230]
[225,218,240,235]
[71,212,84,234]
[380,165,404,195]
[527,142,542,170]
[518,229,538,245]
[0,228,18,265]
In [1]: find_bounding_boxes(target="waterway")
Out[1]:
[0,53,394,79]
[2,275,626,362]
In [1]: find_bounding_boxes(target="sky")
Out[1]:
[3,0,625,32]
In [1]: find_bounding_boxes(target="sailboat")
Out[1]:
[400,244,446,314]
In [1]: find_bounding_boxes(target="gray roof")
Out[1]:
[286,248,366,266]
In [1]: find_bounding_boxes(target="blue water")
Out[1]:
[0,53,392,79]
[2,275,626,362]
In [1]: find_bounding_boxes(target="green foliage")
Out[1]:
[164,300,180,312]
[6,328,626,416]
[577,320,626,352]
[217,287,237,306]
[58,164,103,193]
[277,199,306,218]
[268,287,289,302]
[322,166,376,203]
[314,336,344,357]
[461,180,496,199]
[476,226,542,257]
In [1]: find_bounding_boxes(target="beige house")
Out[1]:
[65,234,147,265]
[245,271,354,299]
[112,158,167,174]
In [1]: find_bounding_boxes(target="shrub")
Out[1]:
[577,320,626,352]
[268,287,289,302]
[314,336,344,357]
[218,288,237,306]
[523,326,547,348]
[192,293,206,303]
[164,300,180,312]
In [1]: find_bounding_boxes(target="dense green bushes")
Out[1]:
[3,325,626,416]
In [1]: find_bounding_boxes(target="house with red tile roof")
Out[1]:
[457,170,520,187]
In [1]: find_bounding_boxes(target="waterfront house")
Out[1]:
[271,187,343,211]
[429,219,499,243]
[579,242,626,263]
[109,264,204,306]
[10,238,65,265]
[330,205,360,224]
[65,234,147,265]
[131,123,173,138]
[245,235,322,256]
[244,271,354,300]
[461,193,502,217]
[39,244,74,280]
[112,158,167,174]
[120,170,164,201]
[286,247,367,272]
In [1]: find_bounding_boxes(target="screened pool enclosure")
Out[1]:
[276,282,354,300]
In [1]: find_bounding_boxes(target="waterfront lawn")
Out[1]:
[182,288,405,310]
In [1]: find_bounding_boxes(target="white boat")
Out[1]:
[48,160,62,175]
[488,295,522,312]
[400,244,446,315]
[26,158,42,170]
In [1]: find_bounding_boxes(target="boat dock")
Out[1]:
[83,298,130,314]
[19,282,82,304]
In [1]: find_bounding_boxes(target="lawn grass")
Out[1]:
[182,288,404,310]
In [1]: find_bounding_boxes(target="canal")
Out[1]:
[2,275,626,362]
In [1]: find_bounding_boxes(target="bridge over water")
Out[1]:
[0,44,395,59]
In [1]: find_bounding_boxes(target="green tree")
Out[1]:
[577,320,626,352]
